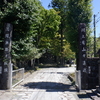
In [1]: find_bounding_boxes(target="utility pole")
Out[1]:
[94,14,96,57]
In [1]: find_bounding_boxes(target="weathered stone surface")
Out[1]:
[0,67,80,100]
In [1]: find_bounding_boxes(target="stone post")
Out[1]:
[1,23,13,89]
[77,23,88,89]
[96,59,100,92]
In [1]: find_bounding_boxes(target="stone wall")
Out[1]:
[87,57,99,89]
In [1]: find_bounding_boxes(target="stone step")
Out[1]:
[92,89,100,97]
[77,90,92,100]
[85,90,100,100]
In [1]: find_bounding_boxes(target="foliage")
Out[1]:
[50,0,69,62]
[0,0,93,65]
[0,0,61,63]
[49,33,62,57]
[12,39,42,60]
[63,41,75,59]
[96,37,100,56]
[97,37,100,49]
[49,0,93,61]
[1,0,41,40]
[49,33,75,59]
[0,0,43,61]
[86,36,100,57]
[36,8,61,50]
[66,0,92,54]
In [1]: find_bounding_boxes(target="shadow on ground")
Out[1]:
[77,94,91,99]
[23,81,76,92]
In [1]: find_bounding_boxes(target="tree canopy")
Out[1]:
[0,0,61,63]
[66,0,92,54]
[0,0,93,66]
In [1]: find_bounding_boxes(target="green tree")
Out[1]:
[96,37,100,57]
[0,0,42,63]
[36,8,61,51]
[66,0,92,54]
[50,33,75,59]
[50,0,68,65]
[50,33,61,57]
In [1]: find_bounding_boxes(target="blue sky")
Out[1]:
[40,0,51,9]
[92,0,100,37]
[40,0,100,37]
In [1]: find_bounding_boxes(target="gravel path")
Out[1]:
[0,67,79,100]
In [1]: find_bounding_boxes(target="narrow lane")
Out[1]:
[12,67,79,100]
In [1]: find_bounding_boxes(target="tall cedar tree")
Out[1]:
[50,0,68,64]
[66,0,92,54]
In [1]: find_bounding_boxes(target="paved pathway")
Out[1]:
[0,67,79,100]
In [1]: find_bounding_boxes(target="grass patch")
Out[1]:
[70,73,75,81]
[69,72,75,86]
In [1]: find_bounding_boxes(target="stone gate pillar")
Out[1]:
[0,23,13,89]
[78,23,88,89]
